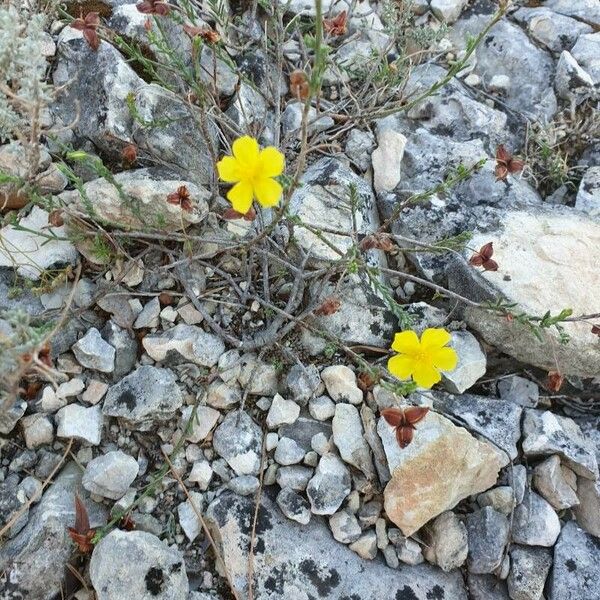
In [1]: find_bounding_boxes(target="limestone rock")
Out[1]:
[380,411,502,535]
[423,511,468,572]
[512,489,561,547]
[90,529,188,600]
[205,491,467,599]
[549,521,600,600]
[371,129,406,194]
[103,366,183,430]
[332,403,375,479]
[573,477,600,537]
[0,207,78,280]
[82,450,139,500]
[142,324,225,367]
[442,331,486,394]
[508,546,552,600]
[448,207,600,377]
[306,453,351,515]
[522,410,599,480]
[213,410,262,476]
[533,455,579,510]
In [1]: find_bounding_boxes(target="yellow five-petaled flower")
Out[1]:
[216,136,285,215]
[388,328,458,389]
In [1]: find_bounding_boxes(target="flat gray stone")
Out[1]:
[103,366,183,430]
[213,410,262,476]
[306,453,351,515]
[90,529,188,600]
[205,491,467,599]
[466,507,509,574]
[82,450,139,500]
[72,327,115,373]
[508,545,552,600]
[512,489,561,547]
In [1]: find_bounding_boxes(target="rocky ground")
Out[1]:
[1,0,600,599]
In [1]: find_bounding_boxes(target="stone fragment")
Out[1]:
[332,403,375,479]
[189,460,213,491]
[381,411,503,535]
[228,475,259,497]
[466,507,510,574]
[101,320,138,378]
[442,331,486,394]
[507,545,552,600]
[133,297,160,329]
[72,328,115,373]
[371,129,407,194]
[82,451,139,500]
[423,511,468,572]
[177,491,204,541]
[237,354,278,395]
[512,490,561,547]
[306,453,351,515]
[21,414,53,449]
[266,394,300,429]
[276,466,314,491]
[430,0,468,23]
[103,366,183,430]
[497,376,539,408]
[56,404,103,445]
[533,455,579,509]
[274,437,305,466]
[276,488,311,525]
[182,405,220,443]
[329,510,362,544]
[477,487,516,516]
[349,530,378,560]
[575,166,600,217]
[90,529,188,599]
[213,410,262,476]
[573,477,600,537]
[309,395,336,421]
[321,365,363,404]
[522,410,599,479]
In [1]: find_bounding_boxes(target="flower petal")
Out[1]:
[217,156,241,183]
[227,180,254,215]
[232,136,259,168]
[411,362,441,389]
[254,177,282,208]
[388,354,415,380]
[421,328,451,350]
[431,346,458,372]
[258,146,285,178]
[391,330,420,355]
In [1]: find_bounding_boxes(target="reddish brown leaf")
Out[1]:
[122,144,137,164]
[546,370,564,393]
[183,24,220,44]
[222,207,256,221]
[71,12,101,51]
[403,406,429,426]
[323,11,348,36]
[469,242,498,271]
[38,344,52,368]
[289,70,309,101]
[381,408,404,428]
[592,325,600,336]
[158,292,174,305]
[314,296,341,316]
[396,426,414,449]
[495,144,524,181]
[166,185,193,212]
[48,210,64,227]
[137,0,170,15]
[360,234,395,252]
[357,371,378,392]
[73,494,90,534]
[119,514,136,531]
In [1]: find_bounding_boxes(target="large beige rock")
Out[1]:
[380,411,503,536]
[450,208,600,377]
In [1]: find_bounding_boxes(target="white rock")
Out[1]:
[371,130,407,194]
[329,511,361,544]
[133,297,160,329]
[82,450,139,500]
[21,414,54,449]
[72,328,115,373]
[182,405,220,443]
[321,366,362,405]
[0,206,78,280]
[266,394,300,429]
[205,380,241,409]
[56,404,103,445]
[189,460,213,491]
[332,403,375,478]
[56,378,85,398]
[306,453,351,515]
[533,455,579,510]
[442,331,486,394]
[574,477,600,537]
[430,0,468,23]
[309,395,336,421]
[274,437,305,466]
[177,491,204,541]
[575,166,600,217]
[488,74,511,94]
[423,511,468,571]
[349,530,377,559]
[512,490,561,547]
[40,386,66,412]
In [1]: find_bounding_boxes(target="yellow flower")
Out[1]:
[387,328,458,389]
[216,136,285,215]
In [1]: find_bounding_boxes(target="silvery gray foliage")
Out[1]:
[0,3,54,142]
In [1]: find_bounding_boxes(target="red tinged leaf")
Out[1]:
[381,407,404,428]
[591,325,600,336]
[357,371,378,392]
[137,0,170,15]
[222,207,256,221]
[495,144,525,181]
[403,406,430,426]
[166,185,193,212]
[48,209,64,227]
[396,426,414,449]
[68,495,95,554]
[38,343,52,368]
[323,11,348,36]
[183,24,220,44]
[119,514,136,531]
[469,242,499,272]
[382,406,430,449]
[360,233,395,252]
[290,70,309,101]
[546,370,564,393]
[71,12,101,51]
[314,296,341,316]
[122,144,137,164]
